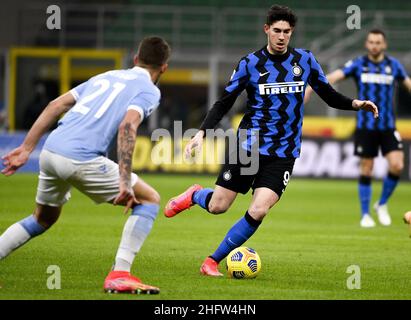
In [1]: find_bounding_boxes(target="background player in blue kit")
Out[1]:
[0,37,170,294]
[307,29,411,228]
[164,5,379,276]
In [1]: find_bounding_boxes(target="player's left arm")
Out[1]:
[1,92,76,176]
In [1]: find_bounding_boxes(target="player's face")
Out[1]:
[365,33,387,57]
[264,20,293,54]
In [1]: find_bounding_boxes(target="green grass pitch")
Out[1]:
[0,173,410,300]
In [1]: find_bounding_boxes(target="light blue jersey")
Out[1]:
[44,66,160,161]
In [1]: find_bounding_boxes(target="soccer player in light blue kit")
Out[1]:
[0,37,170,294]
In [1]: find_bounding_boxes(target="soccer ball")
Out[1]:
[226,247,261,279]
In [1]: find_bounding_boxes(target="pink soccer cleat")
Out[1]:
[164,184,203,218]
[200,257,223,277]
[104,271,160,294]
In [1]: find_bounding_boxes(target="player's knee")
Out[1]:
[147,190,161,205]
[360,162,373,176]
[390,161,403,175]
[390,163,404,176]
[208,202,228,214]
[248,205,269,221]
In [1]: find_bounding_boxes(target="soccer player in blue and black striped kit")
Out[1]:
[310,29,411,228]
[165,5,379,276]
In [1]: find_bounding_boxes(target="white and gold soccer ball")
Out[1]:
[226,247,261,279]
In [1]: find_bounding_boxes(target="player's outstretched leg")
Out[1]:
[0,204,60,260]
[200,187,277,277]
[164,184,208,217]
[200,212,261,276]
[165,185,237,218]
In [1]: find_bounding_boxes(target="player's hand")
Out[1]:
[184,130,205,159]
[1,145,30,176]
[113,184,138,214]
[352,99,379,118]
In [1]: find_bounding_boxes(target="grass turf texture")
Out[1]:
[0,173,410,300]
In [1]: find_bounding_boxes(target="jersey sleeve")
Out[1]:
[127,89,160,122]
[308,51,329,90]
[394,59,408,81]
[69,81,89,101]
[341,58,358,78]
[225,57,250,94]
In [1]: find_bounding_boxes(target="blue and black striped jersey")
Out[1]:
[200,46,354,158]
[342,55,408,131]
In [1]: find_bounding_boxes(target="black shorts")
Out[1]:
[354,129,403,158]
[215,151,295,197]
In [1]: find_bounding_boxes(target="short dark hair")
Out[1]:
[367,28,386,39]
[266,5,297,27]
[137,36,171,68]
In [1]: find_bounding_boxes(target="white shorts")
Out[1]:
[36,150,139,207]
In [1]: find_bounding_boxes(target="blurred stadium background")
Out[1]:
[1,0,411,179]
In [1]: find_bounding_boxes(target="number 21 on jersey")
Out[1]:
[72,79,126,119]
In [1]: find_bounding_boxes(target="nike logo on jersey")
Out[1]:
[259,71,270,77]
[258,81,304,95]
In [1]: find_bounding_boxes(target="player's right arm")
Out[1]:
[185,57,249,158]
[113,89,160,213]
[113,109,141,213]
[1,92,76,176]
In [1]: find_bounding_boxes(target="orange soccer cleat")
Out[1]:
[104,271,160,294]
[164,184,203,218]
[200,257,223,277]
